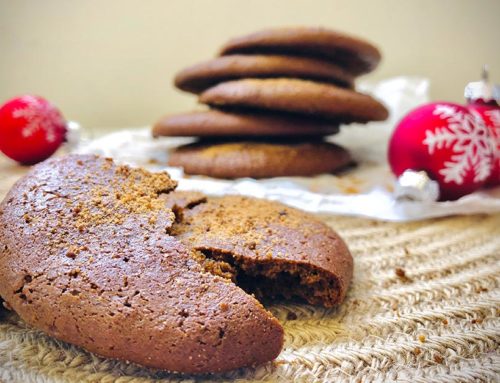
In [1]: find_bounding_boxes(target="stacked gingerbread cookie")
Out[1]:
[153,27,388,178]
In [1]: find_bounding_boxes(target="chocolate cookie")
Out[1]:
[168,140,352,178]
[219,27,381,75]
[199,78,388,123]
[152,110,339,138]
[0,155,284,373]
[163,192,353,307]
[174,54,354,93]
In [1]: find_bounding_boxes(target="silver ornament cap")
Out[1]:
[464,65,500,103]
[394,170,440,202]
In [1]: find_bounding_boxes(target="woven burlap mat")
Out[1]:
[1,212,499,382]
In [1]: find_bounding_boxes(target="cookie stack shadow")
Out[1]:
[153,27,389,179]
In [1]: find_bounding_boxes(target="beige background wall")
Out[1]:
[0,0,499,131]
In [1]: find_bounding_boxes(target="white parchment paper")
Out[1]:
[74,77,500,221]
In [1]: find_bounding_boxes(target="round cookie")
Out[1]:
[152,110,340,138]
[174,54,354,93]
[168,140,352,178]
[199,78,389,123]
[163,192,354,307]
[0,155,284,374]
[219,27,382,75]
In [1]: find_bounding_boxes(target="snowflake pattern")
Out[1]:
[484,109,500,143]
[484,109,500,168]
[12,96,64,143]
[422,104,492,185]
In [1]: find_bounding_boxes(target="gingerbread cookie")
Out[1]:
[219,27,381,75]
[175,54,354,93]
[152,110,339,137]
[0,155,284,373]
[199,78,388,123]
[168,140,352,178]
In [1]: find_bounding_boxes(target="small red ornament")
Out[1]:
[389,102,494,201]
[464,66,500,187]
[0,95,67,164]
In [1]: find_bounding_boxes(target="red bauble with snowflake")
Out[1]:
[389,102,494,201]
[0,95,67,164]
[467,104,500,187]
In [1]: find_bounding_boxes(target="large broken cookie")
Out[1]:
[0,155,353,374]
[0,155,283,373]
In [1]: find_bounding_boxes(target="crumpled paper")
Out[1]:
[74,77,500,221]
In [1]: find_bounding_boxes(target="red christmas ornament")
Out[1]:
[464,66,500,187]
[388,102,494,201]
[0,95,67,164]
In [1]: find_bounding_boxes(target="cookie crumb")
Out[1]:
[413,347,421,356]
[442,319,448,325]
[395,267,412,282]
[418,334,426,343]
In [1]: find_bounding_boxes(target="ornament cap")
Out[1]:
[464,65,500,104]
[394,170,440,202]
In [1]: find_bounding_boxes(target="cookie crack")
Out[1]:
[195,247,341,307]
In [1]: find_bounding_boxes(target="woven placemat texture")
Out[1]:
[1,213,499,383]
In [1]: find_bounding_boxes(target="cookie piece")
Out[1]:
[164,192,353,307]
[0,155,284,373]
[219,27,381,75]
[152,110,339,138]
[174,54,354,93]
[199,78,388,123]
[162,190,208,212]
[168,140,352,178]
